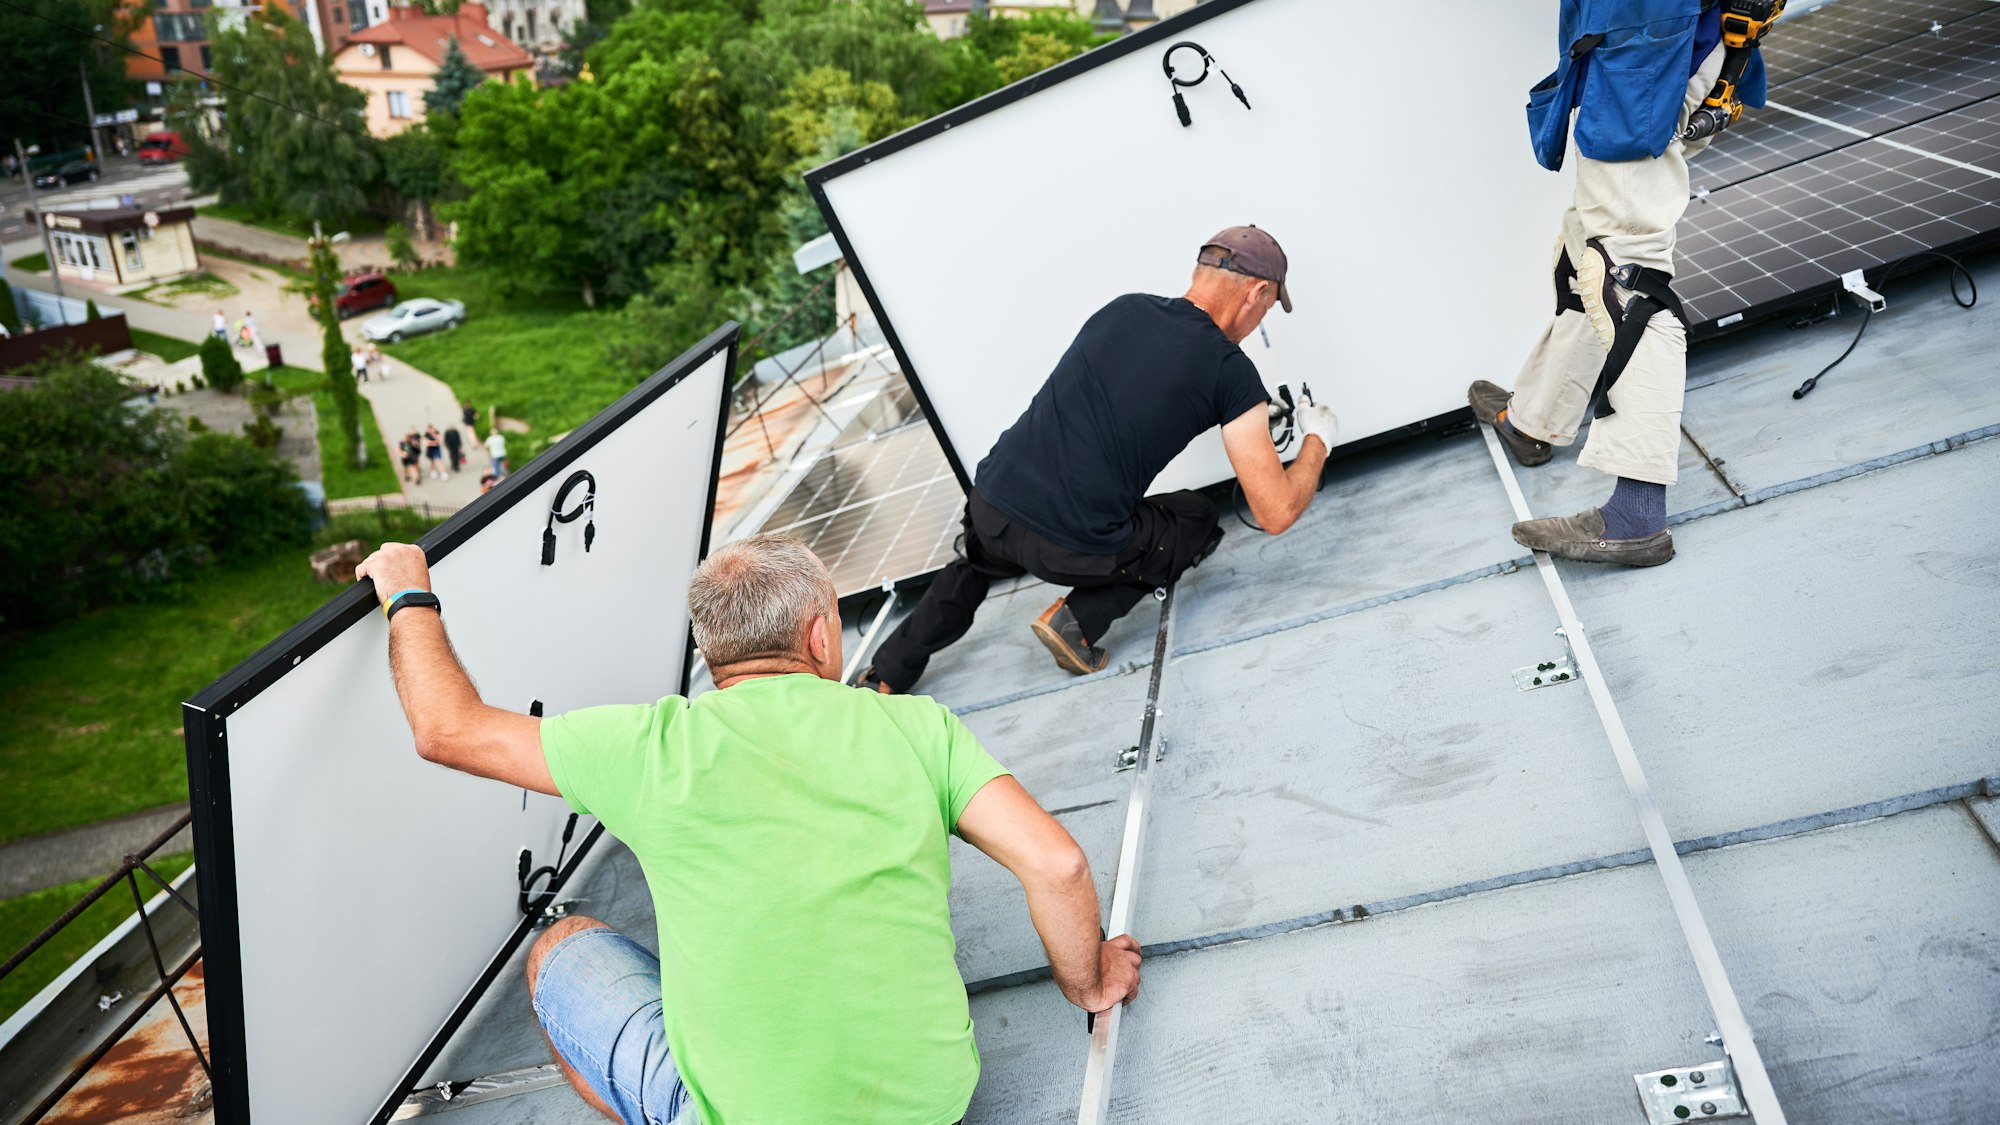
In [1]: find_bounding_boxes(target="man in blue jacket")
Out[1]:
[1471,0,1778,566]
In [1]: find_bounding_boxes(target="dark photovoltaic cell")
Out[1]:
[1758,0,1994,86]
[1677,131,2000,323]
[755,378,964,596]
[1689,7,2000,192]
[1675,0,2000,328]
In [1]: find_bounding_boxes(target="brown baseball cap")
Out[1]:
[1197,225,1291,313]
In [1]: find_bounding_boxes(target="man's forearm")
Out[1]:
[1022,859,1106,1006]
[1274,438,1329,529]
[387,612,488,758]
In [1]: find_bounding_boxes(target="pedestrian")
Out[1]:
[485,429,508,479]
[461,400,477,430]
[366,343,384,380]
[244,310,259,347]
[401,427,423,486]
[424,424,448,481]
[478,472,496,494]
[443,426,463,473]
[211,310,227,341]
[1469,1,1781,566]
[353,535,1138,1124]
[234,317,251,347]
[860,226,1333,694]
[352,346,371,384]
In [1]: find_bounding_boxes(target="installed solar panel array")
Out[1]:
[756,379,963,596]
[1677,0,2000,326]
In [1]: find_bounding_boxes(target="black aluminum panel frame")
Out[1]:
[183,322,741,1125]
[805,0,1262,492]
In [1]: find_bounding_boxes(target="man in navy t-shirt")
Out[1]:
[864,227,1338,693]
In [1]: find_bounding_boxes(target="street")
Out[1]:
[0,153,193,241]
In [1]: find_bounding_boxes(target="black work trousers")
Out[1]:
[870,489,1221,691]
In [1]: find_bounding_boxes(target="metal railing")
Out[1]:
[0,811,208,1124]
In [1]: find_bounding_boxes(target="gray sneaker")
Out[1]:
[1468,380,1554,467]
[1512,507,1674,567]
[1030,599,1109,676]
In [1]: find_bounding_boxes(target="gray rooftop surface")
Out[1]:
[419,252,2000,1123]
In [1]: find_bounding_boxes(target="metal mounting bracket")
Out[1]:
[1513,626,1579,691]
[532,899,584,930]
[1841,268,1886,313]
[1634,1059,1748,1122]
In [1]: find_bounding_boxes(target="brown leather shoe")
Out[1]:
[1468,380,1554,467]
[1511,507,1674,566]
[1030,599,1109,676]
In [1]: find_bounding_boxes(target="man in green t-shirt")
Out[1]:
[357,534,1142,1124]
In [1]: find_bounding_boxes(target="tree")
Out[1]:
[0,0,139,154]
[308,234,364,469]
[189,10,378,226]
[0,358,311,625]
[386,222,421,270]
[199,334,245,393]
[424,37,486,119]
[379,118,460,241]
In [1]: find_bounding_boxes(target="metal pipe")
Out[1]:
[1478,425,1788,1125]
[0,810,192,982]
[841,582,900,684]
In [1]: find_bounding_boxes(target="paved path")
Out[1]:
[0,805,191,899]
[4,249,487,509]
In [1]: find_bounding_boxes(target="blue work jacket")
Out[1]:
[1526,0,1767,171]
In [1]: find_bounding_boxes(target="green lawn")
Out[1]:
[197,202,386,240]
[132,271,238,304]
[0,853,194,1024]
[264,365,402,499]
[11,251,48,273]
[196,245,311,282]
[128,328,200,363]
[383,268,622,466]
[0,510,440,845]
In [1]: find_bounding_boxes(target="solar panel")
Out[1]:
[1676,1,2000,329]
[1690,7,2000,192]
[754,377,965,597]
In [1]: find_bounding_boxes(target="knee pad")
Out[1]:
[1574,238,1624,351]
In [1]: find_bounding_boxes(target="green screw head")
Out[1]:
[1532,677,1543,686]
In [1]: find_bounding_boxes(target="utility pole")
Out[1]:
[15,137,66,301]
[80,61,102,162]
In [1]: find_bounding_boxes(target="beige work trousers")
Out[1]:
[1507,45,1725,486]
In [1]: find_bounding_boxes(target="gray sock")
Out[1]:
[1600,477,1666,539]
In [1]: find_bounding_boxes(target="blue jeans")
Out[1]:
[533,926,697,1125]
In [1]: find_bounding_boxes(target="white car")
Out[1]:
[362,297,465,343]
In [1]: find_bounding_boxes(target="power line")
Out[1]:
[0,0,380,147]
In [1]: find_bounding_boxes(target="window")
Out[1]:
[160,45,182,72]
[200,44,212,71]
[332,5,343,24]
[154,13,204,40]
[526,8,535,39]
[379,44,392,68]
[53,233,108,272]
[387,90,409,118]
[122,230,144,270]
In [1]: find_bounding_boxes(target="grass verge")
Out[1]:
[0,509,441,844]
[0,853,194,1024]
[383,267,623,467]
[9,251,48,272]
[196,244,310,282]
[264,366,401,499]
[133,271,238,304]
[128,328,200,363]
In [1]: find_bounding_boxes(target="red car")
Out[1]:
[332,273,398,319]
[135,131,188,165]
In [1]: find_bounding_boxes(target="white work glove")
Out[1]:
[1297,402,1339,451]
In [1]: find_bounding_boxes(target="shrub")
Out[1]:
[241,412,283,450]
[85,299,102,322]
[188,414,208,432]
[198,334,245,394]
[191,374,205,389]
[0,359,313,626]
[386,222,420,271]
[174,381,187,394]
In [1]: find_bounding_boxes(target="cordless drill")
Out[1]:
[1682,0,1787,142]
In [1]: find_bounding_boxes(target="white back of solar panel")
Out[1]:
[210,346,729,1123]
[814,0,1575,492]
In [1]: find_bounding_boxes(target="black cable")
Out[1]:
[1794,252,1977,399]
[518,812,580,916]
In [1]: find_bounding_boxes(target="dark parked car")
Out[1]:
[331,273,398,319]
[32,160,98,189]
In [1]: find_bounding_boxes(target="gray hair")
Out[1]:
[687,534,836,665]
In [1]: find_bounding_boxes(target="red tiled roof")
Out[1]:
[344,2,532,73]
